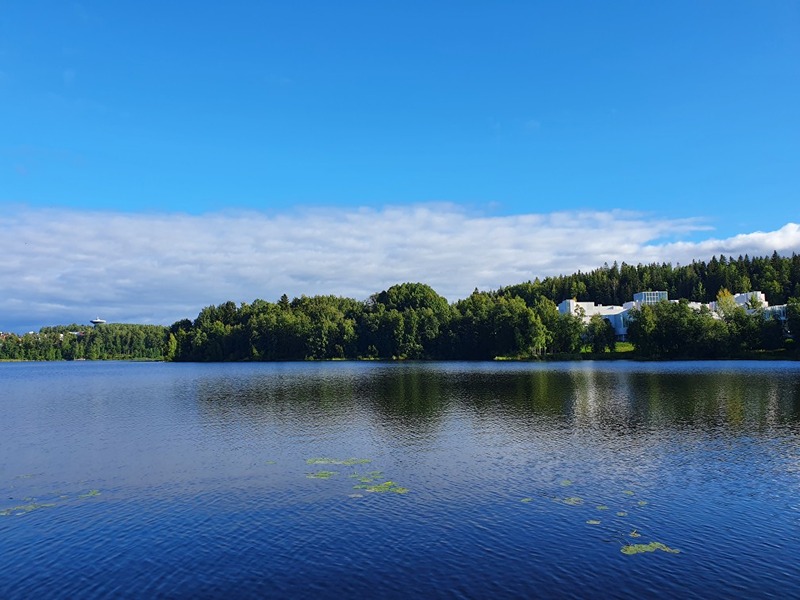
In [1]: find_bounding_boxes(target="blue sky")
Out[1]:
[1,2,799,331]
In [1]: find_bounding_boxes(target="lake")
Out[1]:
[2,360,800,598]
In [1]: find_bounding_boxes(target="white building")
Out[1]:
[707,291,766,312]
[558,290,787,341]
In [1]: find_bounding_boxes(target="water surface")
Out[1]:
[2,361,799,598]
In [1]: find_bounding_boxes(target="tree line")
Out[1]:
[628,294,799,359]
[167,283,587,361]
[516,251,800,308]
[2,253,799,361]
[0,323,169,361]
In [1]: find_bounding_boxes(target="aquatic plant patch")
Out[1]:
[306,458,371,466]
[361,481,409,494]
[348,470,383,483]
[1,485,103,517]
[560,497,584,506]
[307,471,338,479]
[620,541,679,555]
[0,502,56,516]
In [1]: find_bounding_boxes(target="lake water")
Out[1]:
[2,360,800,599]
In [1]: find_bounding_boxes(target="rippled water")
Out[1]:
[2,360,800,598]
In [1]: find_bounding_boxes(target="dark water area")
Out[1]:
[2,361,800,599]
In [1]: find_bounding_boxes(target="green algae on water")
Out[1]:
[586,520,601,525]
[637,500,648,506]
[560,479,573,486]
[363,481,409,494]
[307,471,337,479]
[616,511,628,517]
[349,469,383,483]
[520,497,533,503]
[596,505,609,510]
[623,490,635,496]
[79,490,101,498]
[0,502,56,516]
[306,458,371,466]
[561,497,584,506]
[621,541,679,555]
[306,457,337,465]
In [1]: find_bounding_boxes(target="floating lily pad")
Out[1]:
[307,471,337,479]
[638,500,648,506]
[264,460,277,465]
[306,457,336,465]
[616,511,628,517]
[596,505,609,511]
[306,458,371,466]
[363,481,409,494]
[0,502,56,516]
[349,469,383,481]
[623,490,635,496]
[342,458,372,466]
[586,520,601,525]
[560,479,573,486]
[520,497,533,503]
[79,490,101,498]
[621,541,679,555]
[561,497,584,506]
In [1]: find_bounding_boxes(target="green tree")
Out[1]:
[787,297,800,345]
[586,314,616,353]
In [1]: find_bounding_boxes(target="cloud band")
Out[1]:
[1,205,798,332]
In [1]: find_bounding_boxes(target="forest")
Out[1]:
[1,253,799,362]
[0,323,169,361]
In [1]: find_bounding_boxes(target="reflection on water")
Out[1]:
[190,361,800,435]
[1,360,800,599]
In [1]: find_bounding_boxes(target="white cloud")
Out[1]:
[1,205,798,332]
